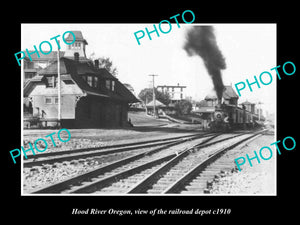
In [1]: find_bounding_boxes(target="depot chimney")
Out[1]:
[74,52,79,61]
[94,59,99,68]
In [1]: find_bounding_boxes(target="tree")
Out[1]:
[175,100,192,115]
[89,53,118,77]
[98,57,118,77]
[138,88,171,105]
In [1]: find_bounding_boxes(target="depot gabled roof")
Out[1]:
[24,57,139,103]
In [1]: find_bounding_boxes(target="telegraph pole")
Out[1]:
[57,41,61,127]
[149,74,158,118]
[257,101,263,121]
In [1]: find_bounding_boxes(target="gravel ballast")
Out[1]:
[208,134,276,195]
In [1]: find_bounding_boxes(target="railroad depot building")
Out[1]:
[23,31,138,128]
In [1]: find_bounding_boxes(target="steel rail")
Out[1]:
[68,134,219,194]
[31,133,215,194]
[24,133,207,160]
[127,130,265,194]
[24,133,213,167]
[162,132,264,194]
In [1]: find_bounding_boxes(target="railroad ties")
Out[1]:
[27,130,266,194]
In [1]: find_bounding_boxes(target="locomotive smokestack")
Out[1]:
[184,26,226,101]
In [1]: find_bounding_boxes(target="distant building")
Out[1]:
[204,85,239,107]
[157,83,186,103]
[240,100,255,114]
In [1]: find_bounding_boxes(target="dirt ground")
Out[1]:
[209,134,276,195]
[22,121,204,154]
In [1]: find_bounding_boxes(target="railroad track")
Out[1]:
[31,133,218,193]
[125,131,264,194]
[31,130,264,194]
[24,133,212,168]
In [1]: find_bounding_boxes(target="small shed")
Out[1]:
[145,100,167,116]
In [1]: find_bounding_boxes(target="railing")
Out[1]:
[23,116,60,129]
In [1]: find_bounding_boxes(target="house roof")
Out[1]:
[241,100,254,105]
[205,85,239,100]
[24,57,138,103]
[24,51,90,62]
[24,51,62,61]
[146,100,166,107]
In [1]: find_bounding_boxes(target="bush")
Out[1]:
[174,100,192,115]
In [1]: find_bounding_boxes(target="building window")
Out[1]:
[71,42,81,50]
[25,72,36,80]
[44,97,62,105]
[46,76,57,88]
[63,80,74,85]
[111,80,115,91]
[94,76,98,88]
[45,97,52,104]
[106,80,111,90]
[87,76,93,87]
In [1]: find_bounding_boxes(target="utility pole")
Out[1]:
[257,101,263,121]
[57,41,61,127]
[149,74,158,118]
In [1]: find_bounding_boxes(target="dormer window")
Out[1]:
[82,75,100,89]
[45,75,57,88]
[104,80,115,91]
[111,80,115,91]
[94,76,99,88]
[87,75,93,87]
[105,80,111,90]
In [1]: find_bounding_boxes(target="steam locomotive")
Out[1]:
[209,103,260,131]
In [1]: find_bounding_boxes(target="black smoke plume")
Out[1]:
[184,26,226,101]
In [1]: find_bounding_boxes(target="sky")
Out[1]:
[21,23,276,115]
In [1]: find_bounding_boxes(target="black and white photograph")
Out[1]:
[21,23,276,195]
[4,4,298,221]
